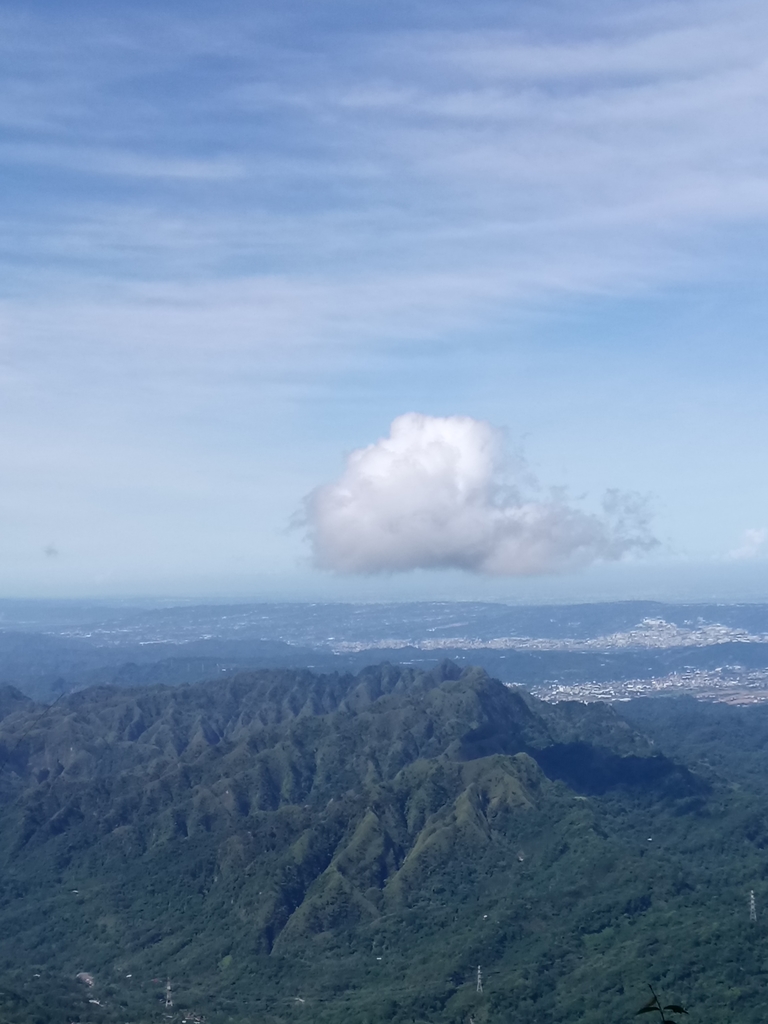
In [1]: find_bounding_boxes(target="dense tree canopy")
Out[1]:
[0,664,765,1024]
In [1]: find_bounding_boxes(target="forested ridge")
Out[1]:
[0,663,766,1024]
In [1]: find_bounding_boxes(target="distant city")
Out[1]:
[535,665,768,704]
[2,599,768,704]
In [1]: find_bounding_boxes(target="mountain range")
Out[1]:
[0,662,766,1024]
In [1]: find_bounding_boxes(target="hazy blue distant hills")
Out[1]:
[4,599,768,702]
[4,597,768,643]
[9,633,768,704]
[0,630,339,701]
[0,662,766,1024]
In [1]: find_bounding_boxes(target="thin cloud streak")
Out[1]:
[0,143,246,181]
[0,239,696,383]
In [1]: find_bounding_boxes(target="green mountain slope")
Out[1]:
[0,664,765,1024]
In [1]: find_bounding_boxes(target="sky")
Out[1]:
[2,0,768,602]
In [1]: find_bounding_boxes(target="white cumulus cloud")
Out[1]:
[303,413,656,575]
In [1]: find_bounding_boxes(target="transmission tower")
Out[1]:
[476,966,483,994]
[750,890,757,923]
[165,979,173,1009]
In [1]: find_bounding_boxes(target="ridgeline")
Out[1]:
[0,662,766,1023]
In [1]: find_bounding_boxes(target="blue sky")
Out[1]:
[2,0,768,601]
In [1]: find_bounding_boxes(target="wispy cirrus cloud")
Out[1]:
[1,0,768,314]
[2,2,767,408]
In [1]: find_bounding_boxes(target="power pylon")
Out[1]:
[476,966,483,994]
[750,890,757,923]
